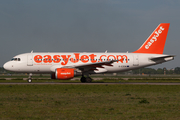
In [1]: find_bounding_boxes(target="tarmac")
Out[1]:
[0,82,180,85]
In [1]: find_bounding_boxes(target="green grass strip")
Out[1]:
[0,84,180,119]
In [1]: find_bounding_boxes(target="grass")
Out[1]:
[0,84,180,119]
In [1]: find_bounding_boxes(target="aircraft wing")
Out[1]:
[64,60,118,73]
[70,60,118,68]
[50,60,118,73]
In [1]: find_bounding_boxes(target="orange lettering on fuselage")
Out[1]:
[53,55,60,63]
[81,55,89,63]
[116,55,128,63]
[34,53,128,65]
[70,53,80,63]
[44,55,52,63]
[89,54,97,63]
[107,55,116,61]
[34,55,42,63]
[99,55,106,62]
[61,55,71,65]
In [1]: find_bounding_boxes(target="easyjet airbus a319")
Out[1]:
[3,23,174,83]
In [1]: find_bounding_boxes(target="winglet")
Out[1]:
[133,23,170,54]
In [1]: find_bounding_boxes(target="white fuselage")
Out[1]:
[3,52,172,74]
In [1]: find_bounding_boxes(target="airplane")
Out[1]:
[3,23,174,83]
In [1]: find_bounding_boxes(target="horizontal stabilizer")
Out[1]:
[150,55,175,63]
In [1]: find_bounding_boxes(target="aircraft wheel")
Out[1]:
[80,76,86,83]
[86,77,92,83]
[28,79,32,83]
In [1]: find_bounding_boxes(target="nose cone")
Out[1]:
[3,62,12,71]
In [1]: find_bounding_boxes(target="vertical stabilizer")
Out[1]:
[133,23,170,54]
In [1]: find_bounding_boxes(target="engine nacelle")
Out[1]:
[51,68,82,80]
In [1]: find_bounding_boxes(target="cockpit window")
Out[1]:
[11,58,21,61]
[11,58,17,61]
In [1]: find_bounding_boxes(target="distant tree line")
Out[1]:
[132,67,180,75]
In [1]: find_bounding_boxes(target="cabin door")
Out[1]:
[27,54,33,66]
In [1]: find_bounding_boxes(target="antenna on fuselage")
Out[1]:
[105,50,108,53]
[31,50,33,53]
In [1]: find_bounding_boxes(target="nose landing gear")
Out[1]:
[28,73,32,83]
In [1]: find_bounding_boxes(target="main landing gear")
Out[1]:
[80,75,92,83]
[28,73,32,83]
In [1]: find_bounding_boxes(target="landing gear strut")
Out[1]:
[28,73,32,83]
[80,75,92,83]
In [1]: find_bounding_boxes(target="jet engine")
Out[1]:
[51,68,82,80]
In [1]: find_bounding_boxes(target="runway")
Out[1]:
[0,82,180,85]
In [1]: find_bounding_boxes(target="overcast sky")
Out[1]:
[0,0,180,69]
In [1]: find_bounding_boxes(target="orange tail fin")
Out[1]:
[133,23,170,54]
